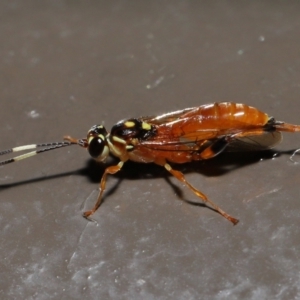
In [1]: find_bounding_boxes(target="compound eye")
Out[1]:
[88,137,109,161]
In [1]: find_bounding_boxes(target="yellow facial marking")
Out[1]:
[112,135,126,144]
[99,145,109,161]
[126,145,134,150]
[88,134,105,145]
[142,122,151,130]
[124,121,135,128]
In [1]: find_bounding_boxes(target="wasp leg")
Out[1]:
[83,161,124,218]
[164,163,239,225]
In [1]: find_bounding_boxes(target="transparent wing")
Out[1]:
[140,107,195,125]
[227,131,282,151]
[138,106,282,152]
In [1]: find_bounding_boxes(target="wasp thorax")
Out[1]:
[87,125,110,161]
[110,118,156,140]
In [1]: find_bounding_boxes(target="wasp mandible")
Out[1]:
[1,102,300,225]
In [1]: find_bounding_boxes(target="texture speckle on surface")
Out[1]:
[1,1,300,299]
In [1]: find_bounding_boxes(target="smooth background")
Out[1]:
[1,1,300,299]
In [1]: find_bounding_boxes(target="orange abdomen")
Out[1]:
[131,103,271,164]
[181,102,269,132]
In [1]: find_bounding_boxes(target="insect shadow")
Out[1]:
[77,148,297,208]
[0,149,297,211]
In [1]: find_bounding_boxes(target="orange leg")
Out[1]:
[164,163,239,225]
[83,161,124,218]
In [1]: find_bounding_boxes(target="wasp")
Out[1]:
[1,102,300,225]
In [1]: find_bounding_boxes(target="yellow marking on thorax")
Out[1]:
[130,138,139,145]
[112,135,127,144]
[124,121,135,128]
[142,122,151,130]
[107,137,129,161]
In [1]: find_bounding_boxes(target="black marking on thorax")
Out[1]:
[111,118,157,141]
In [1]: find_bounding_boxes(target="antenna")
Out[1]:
[0,140,79,166]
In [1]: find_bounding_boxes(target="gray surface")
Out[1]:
[1,1,300,299]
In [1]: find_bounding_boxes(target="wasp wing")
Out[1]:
[138,107,282,152]
[136,115,225,153]
[141,107,196,125]
[226,131,282,151]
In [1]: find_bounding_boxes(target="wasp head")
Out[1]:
[87,125,109,162]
